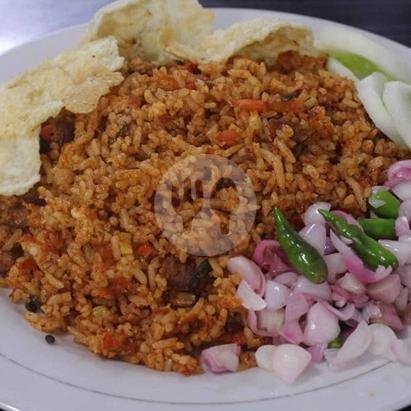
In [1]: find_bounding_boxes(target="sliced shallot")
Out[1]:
[304,302,340,346]
[255,345,277,371]
[285,292,310,322]
[271,344,312,384]
[322,301,356,321]
[294,276,331,300]
[236,280,266,311]
[279,320,304,345]
[252,240,289,275]
[330,231,392,284]
[299,223,327,255]
[201,344,240,373]
[264,280,290,310]
[367,274,401,304]
[324,253,347,284]
[368,323,397,360]
[332,321,372,365]
[303,202,331,226]
[379,240,411,266]
[386,160,411,188]
[227,256,266,295]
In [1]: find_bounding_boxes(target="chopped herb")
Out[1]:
[281,91,298,102]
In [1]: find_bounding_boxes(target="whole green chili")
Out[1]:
[319,210,398,269]
[368,190,400,219]
[273,207,328,284]
[358,218,396,240]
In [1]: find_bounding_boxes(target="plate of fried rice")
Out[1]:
[1,1,411,411]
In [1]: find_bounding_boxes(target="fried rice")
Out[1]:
[0,51,408,374]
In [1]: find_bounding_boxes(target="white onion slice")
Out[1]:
[333,321,372,365]
[357,73,404,147]
[236,280,267,311]
[271,344,312,384]
[264,280,290,310]
[383,81,411,150]
[316,26,411,82]
[294,276,331,300]
[326,57,358,81]
[255,345,277,371]
[299,223,327,255]
[303,202,331,226]
[304,302,340,346]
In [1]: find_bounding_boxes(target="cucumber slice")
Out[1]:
[316,26,411,83]
[383,81,411,150]
[327,57,358,81]
[356,73,406,148]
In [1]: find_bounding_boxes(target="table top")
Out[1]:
[0,1,410,411]
[0,0,410,56]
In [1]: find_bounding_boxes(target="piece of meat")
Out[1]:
[225,312,244,333]
[40,116,75,148]
[162,256,195,292]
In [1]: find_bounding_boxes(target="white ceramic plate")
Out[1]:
[1,8,411,411]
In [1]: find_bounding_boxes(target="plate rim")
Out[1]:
[1,6,411,411]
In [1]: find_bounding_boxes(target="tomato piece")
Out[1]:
[236,99,268,112]
[271,99,303,113]
[136,242,154,257]
[102,332,122,351]
[215,130,241,147]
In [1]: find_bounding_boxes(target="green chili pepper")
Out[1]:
[273,208,328,284]
[328,335,343,349]
[319,210,398,269]
[358,218,396,240]
[368,190,400,218]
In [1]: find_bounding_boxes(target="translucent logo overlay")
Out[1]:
[154,155,257,256]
